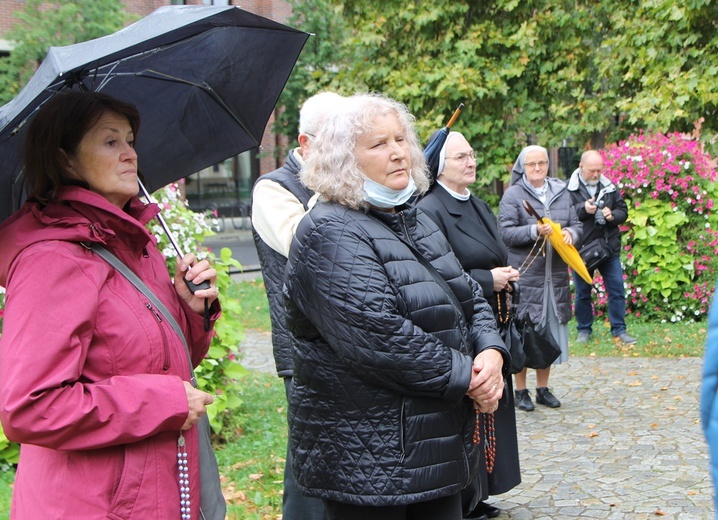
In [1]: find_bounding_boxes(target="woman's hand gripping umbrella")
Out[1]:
[522,199,592,284]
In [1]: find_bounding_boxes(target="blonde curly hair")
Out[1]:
[301,92,430,210]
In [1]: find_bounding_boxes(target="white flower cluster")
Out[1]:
[146,184,214,262]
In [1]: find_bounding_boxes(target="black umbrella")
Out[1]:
[423,103,464,182]
[0,5,310,224]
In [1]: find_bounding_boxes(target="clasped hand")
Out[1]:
[491,266,520,293]
[466,349,504,413]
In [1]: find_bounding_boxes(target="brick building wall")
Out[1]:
[0,0,295,175]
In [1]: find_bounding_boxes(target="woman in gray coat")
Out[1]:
[498,146,582,412]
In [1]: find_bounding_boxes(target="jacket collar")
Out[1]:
[567,167,617,194]
[0,186,161,286]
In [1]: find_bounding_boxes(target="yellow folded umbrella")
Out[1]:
[522,200,592,284]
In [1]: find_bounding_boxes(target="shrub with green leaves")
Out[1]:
[147,183,247,436]
[599,132,718,322]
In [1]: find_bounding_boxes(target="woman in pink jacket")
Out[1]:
[0,91,221,519]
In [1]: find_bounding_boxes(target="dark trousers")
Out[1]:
[573,254,627,336]
[283,377,327,520]
[323,492,462,520]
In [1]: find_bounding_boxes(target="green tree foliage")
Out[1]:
[598,0,718,139]
[275,0,355,159]
[0,0,132,104]
[281,0,718,195]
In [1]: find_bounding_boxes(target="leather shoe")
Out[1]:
[514,388,534,411]
[463,513,488,520]
[617,332,637,344]
[474,501,500,518]
[535,387,561,408]
[576,331,590,343]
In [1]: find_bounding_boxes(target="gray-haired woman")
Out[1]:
[498,145,582,412]
[284,93,509,520]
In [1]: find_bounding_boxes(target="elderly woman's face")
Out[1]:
[64,110,138,208]
[355,112,411,191]
[524,149,549,187]
[440,134,476,193]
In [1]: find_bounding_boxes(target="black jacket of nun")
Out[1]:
[418,185,522,500]
[417,185,507,309]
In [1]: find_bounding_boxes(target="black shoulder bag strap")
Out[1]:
[407,241,466,319]
[82,242,226,520]
[369,218,467,324]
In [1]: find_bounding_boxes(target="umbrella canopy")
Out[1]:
[423,103,464,182]
[522,200,593,284]
[0,5,310,223]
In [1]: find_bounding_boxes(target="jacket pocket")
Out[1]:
[145,301,171,371]
[107,442,150,519]
[399,397,406,464]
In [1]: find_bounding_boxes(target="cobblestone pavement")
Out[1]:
[238,330,714,519]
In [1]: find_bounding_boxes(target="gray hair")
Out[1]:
[301,93,430,210]
[298,91,345,136]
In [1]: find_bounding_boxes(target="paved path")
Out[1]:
[238,330,714,519]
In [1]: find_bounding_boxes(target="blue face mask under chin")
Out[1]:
[362,174,416,209]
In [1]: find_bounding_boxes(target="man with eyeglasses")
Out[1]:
[568,150,636,345]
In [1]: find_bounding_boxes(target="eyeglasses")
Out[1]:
[447,150,477,163]
[525,160,548,170]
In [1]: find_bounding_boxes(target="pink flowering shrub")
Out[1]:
[597,132,718,322]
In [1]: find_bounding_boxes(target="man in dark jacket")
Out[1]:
[251,91,344,520]
[568,150,636,345]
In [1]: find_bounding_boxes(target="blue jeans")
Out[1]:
[573,254,627,337]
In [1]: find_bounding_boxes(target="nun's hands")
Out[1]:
[174,253,219,314]
[537,223,552,236]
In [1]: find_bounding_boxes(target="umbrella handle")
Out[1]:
[137,180,211,295]
[522,199,545,223]
[445,103,464,129]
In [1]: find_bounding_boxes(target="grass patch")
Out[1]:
[0,469,12,519]
[230,277,271,332]
[217,372,287,519]
[568,317,707,358]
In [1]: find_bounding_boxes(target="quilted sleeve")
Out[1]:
[498,188,536,247]
[286,218,473,404]
[464,273,510,377]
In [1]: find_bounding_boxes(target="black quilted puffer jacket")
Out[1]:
[284,202,507,506]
